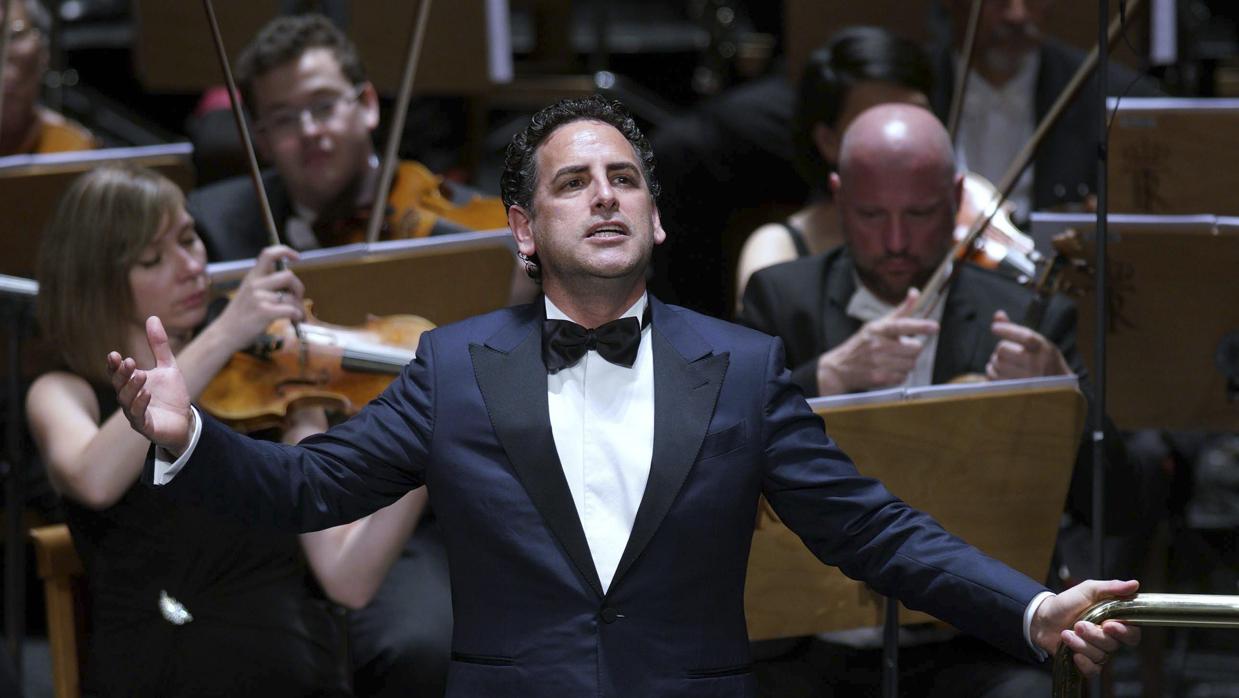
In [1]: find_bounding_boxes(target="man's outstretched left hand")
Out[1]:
[1031,579,1141,675]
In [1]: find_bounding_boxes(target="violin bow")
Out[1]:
[201,0,282,249]
[364,0,434,245]
[0,0,16,139]
[201,0,306,346]
[912,0,1144,319]
[946,0,983,143]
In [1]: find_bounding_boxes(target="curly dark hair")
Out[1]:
[235,14,367,118]
[793,27,933,192]
[500,95,660,212]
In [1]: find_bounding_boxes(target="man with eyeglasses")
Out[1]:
[187,13,497,262]
[186,14,455,698]
[1,0,97,155]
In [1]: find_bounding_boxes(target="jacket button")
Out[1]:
[600,607,621,624]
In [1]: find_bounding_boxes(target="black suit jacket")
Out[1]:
[929,39,1163,212]
[187,169,294,263]
[738,248,1134,532]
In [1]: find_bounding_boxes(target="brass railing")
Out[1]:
[1053,593,1239,697]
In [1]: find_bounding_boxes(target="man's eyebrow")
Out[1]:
[550,164,589,180]
[549,161,640,180]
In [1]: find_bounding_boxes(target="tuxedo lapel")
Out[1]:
[470,306,605,598]
[610,299,728,591]
[823,251,862,352]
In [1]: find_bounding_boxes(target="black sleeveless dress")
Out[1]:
[66,386,352,697]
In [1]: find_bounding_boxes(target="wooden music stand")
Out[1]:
[207,230,517,327]
[133,1,508,95]
[1107,98,1239,216]
[782,0,1146,81]
[0,145,195,279]
[746,377,1085,640]
[1041,215,1239,431]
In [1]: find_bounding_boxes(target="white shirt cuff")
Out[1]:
[1024,590,1055,660]
[151,406,202,486]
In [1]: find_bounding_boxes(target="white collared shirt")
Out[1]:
[955,52,1040,221]
[545,294,654,593]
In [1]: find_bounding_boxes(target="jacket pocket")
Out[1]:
[451,652,515,667]
[697,420,748,461]
[685,663,753,679]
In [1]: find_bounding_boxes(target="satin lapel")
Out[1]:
[610,302,728,591]
[933,283,983,383]
[470,312,604,598]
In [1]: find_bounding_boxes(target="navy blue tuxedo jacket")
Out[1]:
[160,297,1046,697]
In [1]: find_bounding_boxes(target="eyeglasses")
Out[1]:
[255,85,365,139]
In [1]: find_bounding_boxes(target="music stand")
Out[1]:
[1107,98,1239,216]
[0,144,195,279]
[1030,214,1239,430]
[133,1,510,95]
[207,229,517,326]
[746,377,1085,639]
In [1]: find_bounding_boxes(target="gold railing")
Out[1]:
[1052,593,1239,697]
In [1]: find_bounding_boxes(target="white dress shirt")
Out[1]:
[545,294,654,593]
[956,53,1040,221]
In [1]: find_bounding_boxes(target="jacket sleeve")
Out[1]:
[757,336,1046,662]
[148,328,438,532]
[738,270,822,397]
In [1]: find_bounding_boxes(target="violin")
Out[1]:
[955,172,1041,282]
[314,161,508,246]
[200,302,433,433]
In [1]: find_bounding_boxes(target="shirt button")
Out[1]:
[600,607,621,624]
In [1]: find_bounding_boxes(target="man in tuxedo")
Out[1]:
[188,14,495,262]
[111,96,1136,697]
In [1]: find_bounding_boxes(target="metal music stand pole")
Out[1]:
[1093,0,1112,693]
[1,274,35,683]
[882,596,899,698]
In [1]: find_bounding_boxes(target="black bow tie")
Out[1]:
[542,305,652,374]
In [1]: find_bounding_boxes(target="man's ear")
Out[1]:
[828,172,843,199]
[359,82,380,132]
[508,204,536,257]
[651,204,667,247]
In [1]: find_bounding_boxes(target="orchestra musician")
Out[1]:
[187,13,502,260]
[111,96,1138,698]
[734,26,933,311]
[931,0,1162,220]
[24,164,424,696]
[739,103,1144,695]
[0,0,97,155]
[186,14,461,697]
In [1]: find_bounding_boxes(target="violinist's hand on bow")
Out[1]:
[1031,579,1142,676]
[108,316,194,456]
[211,245,307,353]
[816,289,940,396]
[987,310,1071,381]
